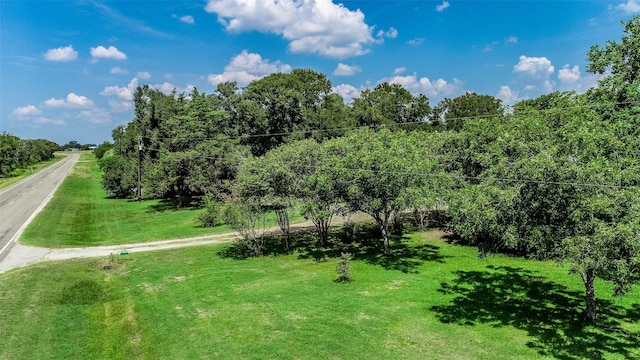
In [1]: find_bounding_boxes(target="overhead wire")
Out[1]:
[138,99,640,142]
[130,98,640,190]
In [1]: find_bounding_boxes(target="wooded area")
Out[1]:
[98,16,640,321]
[0,133,59,177]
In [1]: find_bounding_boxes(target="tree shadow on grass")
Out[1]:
[292,224,448,273]
[145,197,202,212]
[430,265,640,359]
[218,223,448,273]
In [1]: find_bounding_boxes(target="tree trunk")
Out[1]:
[375,214,392,256]
[313,218,330,247]
[392,211,403,235]
[581,268,597,322]
[275,208,290,251]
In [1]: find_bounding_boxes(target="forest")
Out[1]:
[99,16,640,322]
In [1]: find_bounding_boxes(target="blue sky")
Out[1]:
[2,0,639,145]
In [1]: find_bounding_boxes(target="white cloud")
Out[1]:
[513,55,554,78]
[393,67,406,75]
[407,38,425,46]
[381,73,463,99]
[137,71,152,79]
[78,108,112,124]
[101,77,138,101]
[436,1,450,12]
[333,63,361,76]
[377,27,398,40]
[616,0,640,13]
[90,45,127,60]
[181,15,195,24]
[497,86,519,105]
[44,45,78,61]
[43,93,94,109]
[108,99,134,113]
[207,50,291,86]
[332,84,361,103]
[205,0,375,58]
[33,117,66,126]
[506,36,518,43]
[558,64,580,84]
[173,14,195,24]
[152,82,195,95]
[111,66,128,74]
[12,105,42,116]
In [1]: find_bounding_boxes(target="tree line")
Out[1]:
[99,16,640,322]
[0,132,59,177]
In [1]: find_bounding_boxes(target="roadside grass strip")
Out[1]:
[19,153,236,247]
[0,154,66,190]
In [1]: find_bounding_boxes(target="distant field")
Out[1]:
[1,230,638,359]
[19,152,273,247]
[0,154,65,190]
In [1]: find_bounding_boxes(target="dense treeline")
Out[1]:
[0,132,59,177]
[102,16,640,321]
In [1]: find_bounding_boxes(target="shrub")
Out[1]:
[335,252,353,282]
[197,195,223,227]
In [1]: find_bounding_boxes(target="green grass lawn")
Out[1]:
[0,154,66,189]
[19,153,298,247]
[1,230,638,360]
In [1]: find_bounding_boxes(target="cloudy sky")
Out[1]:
[2,0,639,145]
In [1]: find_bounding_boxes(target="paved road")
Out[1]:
[0,154,79,263]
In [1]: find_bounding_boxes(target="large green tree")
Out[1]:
[448,92,640,322]
[351,82,430,129]
[335,129,436,255]
[431,92,503,131]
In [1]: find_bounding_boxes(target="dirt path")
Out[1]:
[0,213,372,274]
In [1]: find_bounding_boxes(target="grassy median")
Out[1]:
[2,230,639,359]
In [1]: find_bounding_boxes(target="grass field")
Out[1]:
[1,230,639,360]
[0,154,65,190]
[6,152,640,359]
[19,153,298,247]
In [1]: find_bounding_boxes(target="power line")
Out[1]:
[137,100,640,142]
[139,148,640,190]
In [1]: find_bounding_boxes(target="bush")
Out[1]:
[223,201,267,257]
[197,195,223,227]
[335,252,353,282]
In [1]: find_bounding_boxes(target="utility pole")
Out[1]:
[137,136,142,201]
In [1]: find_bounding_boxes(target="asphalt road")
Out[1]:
[0,154,79,262]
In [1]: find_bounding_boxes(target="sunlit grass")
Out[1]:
[1,230,638,360]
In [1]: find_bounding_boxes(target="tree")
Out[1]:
[351,82,430,129]
[447,93,640,322]
[238,69,333,155]
[234,138,343,247]
[587,15,640,136]
[0,133,59,177]
[234,149,298,249]
[431,92,503,131]
[93,141,113,160]
[334,129,434,255]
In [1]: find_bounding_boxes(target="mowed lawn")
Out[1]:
[19,153,235,247]
[1,231,639,360]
